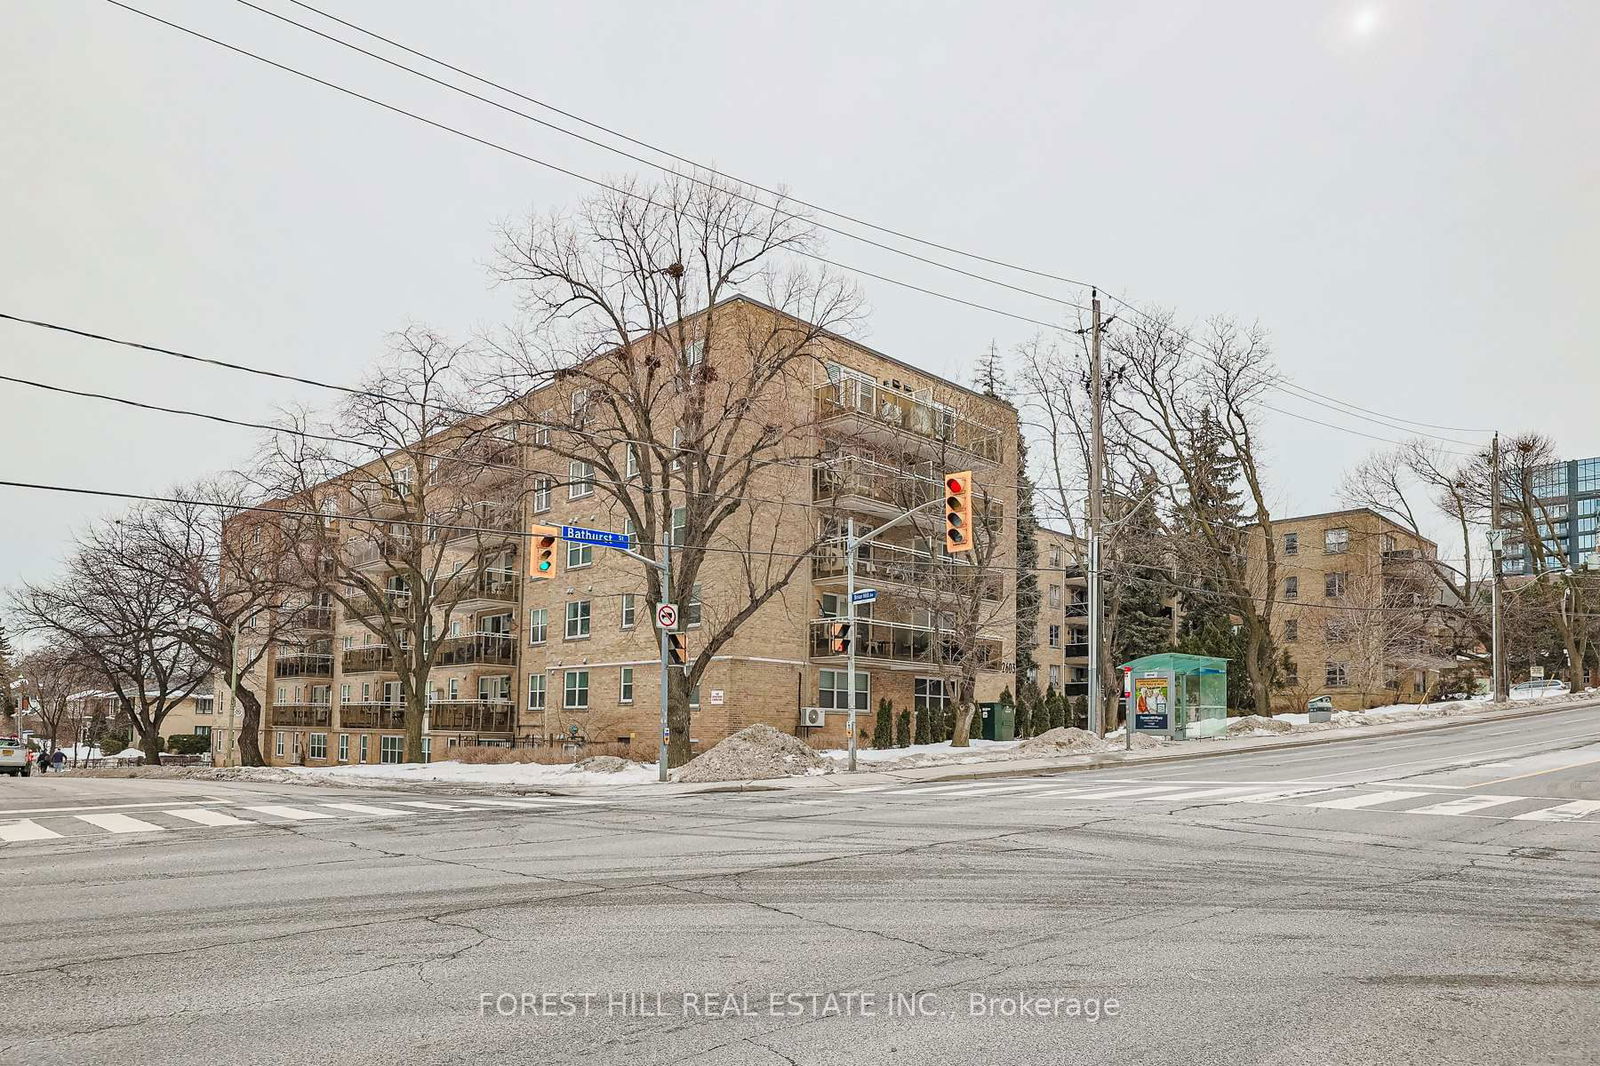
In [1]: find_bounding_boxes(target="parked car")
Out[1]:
[0,737,32,777]
[1509,679,1568,700]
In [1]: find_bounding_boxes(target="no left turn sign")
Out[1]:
[656,602,679,630]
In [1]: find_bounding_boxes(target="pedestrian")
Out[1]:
[52,749,66,771]
[35,750,49,774]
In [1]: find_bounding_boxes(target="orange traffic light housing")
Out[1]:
[828,620,852,654]
[944,471,973,553]
[529,524,559,579]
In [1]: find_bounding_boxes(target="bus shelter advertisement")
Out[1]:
[1132,676,1170,731]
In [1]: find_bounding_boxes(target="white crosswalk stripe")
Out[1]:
[391,801,469,811]
[319,802,406,817]
[1410,795,1527,817]
[0,819,62,842]
[243,805,333,821]
[162,808,255,827]
[1512,800,1600,822]
[1307,790,1430,810]
[75,813,168,833]
[1125,786,1267,802]
[925,781,1072,798]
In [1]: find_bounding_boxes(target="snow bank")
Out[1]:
[1015,728,1113,756]
[676,724,826,783]
[821,738,1026,771]
[280,759,659,788]
[1225,715,1293,737]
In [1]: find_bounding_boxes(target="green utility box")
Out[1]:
[978,701,1016,741]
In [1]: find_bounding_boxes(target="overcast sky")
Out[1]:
[3,0,1597,588]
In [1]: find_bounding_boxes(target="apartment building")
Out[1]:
[1033,527,1090,697]
[1498,454,1600,576]
[254,297,1019,766]
[1250,507,1446,711]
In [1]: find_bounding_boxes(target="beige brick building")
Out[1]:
[1249,507,1447,711]
[252,298,1020,766]
[1033,527,1090,698]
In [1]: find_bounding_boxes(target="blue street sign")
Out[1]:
[850,589,878,604]
[560,525,632,550]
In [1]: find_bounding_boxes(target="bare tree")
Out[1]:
[486,172,861,766]
[258,328,530,763]
[11,522,209,762]
[14,640,91,754]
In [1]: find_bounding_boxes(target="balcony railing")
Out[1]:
[342,645,398,674]
[1060,641,1091,658]
[428,700,515,733]
[347,589,412,617]
[339,703,406,730]
[813,454,1006,523]
[291,605,334,632]
[443,571,520,606]
[269,704,332,728]
[815,379,1002,463]
[437,503,522,543]
[1064,599,1089,618]
[808,618,1003,669]
[813,543,1004,601]
[273,653,334,678]
[434,633,516,668]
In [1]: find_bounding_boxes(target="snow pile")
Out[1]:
[1225,715,1293,737]
[1129,733,1170,749]
[1015,727,1113,756]
[825,738,1026,771]
[111,747,146,760]
[574,755,633,774]
[675,724,824,783]
[285,759,658,788]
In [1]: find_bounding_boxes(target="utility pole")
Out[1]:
[1086,290,1113,744]
[845,516,859,771]
[657,541,672,783]
[1490,432,1506,701]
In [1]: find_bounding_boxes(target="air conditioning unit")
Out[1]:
[800,707,827,728]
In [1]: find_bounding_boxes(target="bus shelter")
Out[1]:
[1120,653,1229,740]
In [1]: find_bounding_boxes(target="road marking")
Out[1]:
[1408,795,1528,817]
[391,801,467,811]
[244,805,332,821]
[1477,749,1600,787]
[1125,786,1267,802]
[0,800,235,816]
[459,798,562,808]
[836,784,897,793]
[929,782,1073,797]
[0,820,61,842]
[319,802,406,817]
[1061,784,1194,800]
[1512,800,1600,822]
[76,813,168,833]
[1307,790,1429,810]
[162,808,255,827]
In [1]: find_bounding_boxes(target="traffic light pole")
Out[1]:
[610,538,673,783]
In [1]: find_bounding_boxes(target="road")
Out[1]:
[3,704,1599,1065]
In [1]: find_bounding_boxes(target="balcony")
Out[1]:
[1060,641,1091,659]
[1064,599,1089,618]
[808,618,1003,670]
[345,534,415,569]
[269,704,332,728]
[428,700,516,734]
[813,454,1007,524]
[438,502,522,545]
[273,653,333,679]
[815,379,1001,464]
[347,589,412,618]
[813,542,1004,601]
[433,632,516,668]
[342,645,397,674]
[291,605,334,632]
[339,703,407,730]
[443,571,520,610]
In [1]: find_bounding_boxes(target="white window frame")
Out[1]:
[565,600,591,640]
[527,673,547,711]
[818,669,868,712]
[338,733,349,763]
[619,667,634,704]
[533,476,552,513]
[274,732,285,757]
[528,607,548,645]
[309,733,327,760]
[620,593,637,629]
[564,669,590,710]
[379,735,404,764]
[567,541,594,569]
[569,460,594,499]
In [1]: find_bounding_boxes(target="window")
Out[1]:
[341,635,355,651]
[625,444,639,479]
[689,684,701,709]
[1048,546,1062,568]
[533,477,552,513]
[533,414,552,447]
[1283,532,1298,556]
[1283,577,1298,600]
[620,593,637,629]
[1283,619,1298,642]
[379,735,403,764]
[564,670,590,709]
[1283,661,1298,685]
[309,733,327,760]
[527,673,546,711]
[422,736,431,764]
[570,387,589,420]
[1048,665,1061,689]
[1324,528,1349,554]
[567,541,593,569]
[448,617,463,638]
[686,583,703,627]
[447,678,459,701]
[195,695,214,715]
[671,427,685,472]
[684,338,705,368]
[338,734,349,763]
[1380,533,1396,554]
[670,506,686,546]
[1325,661,1349,687]
[569,460,594,499]
[528,607,548,645]
[1325,621,1351,643]
[913,677,948,712]
[1048,584,1062,608]
[274,732,285,758]
[359,734,369,763]
[619,667,635,704]
[1048,624,1061,648]
[276,685,287,703]
[565,600,591,639]
[1325,572,1347,598]
[818,669,868,711]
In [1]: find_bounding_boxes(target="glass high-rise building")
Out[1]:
[1499,456,1600,575]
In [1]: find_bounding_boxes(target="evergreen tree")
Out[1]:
[1013,434,1043,699]
[872,698,893,749]
[1015,686,1034,739]
[972,341,1010,398]
[896,709,911,748]
[0,622,15,721]
[914,706,932,746]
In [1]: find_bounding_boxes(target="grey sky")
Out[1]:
[3,0,1596,586]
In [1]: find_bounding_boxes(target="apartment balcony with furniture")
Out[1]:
[291,605,334,633]
[269,703,332,728]
[808,617,1003,670]
[815,379,1002,464]
[433,632,516,668]
[341,645,398,674]
[338,703,407,730]
[346,589,411,618]
[444,570,520,612]
[1061,641,1091,659]
[812,542,1004,601]
[273,653,334,679]
[1064,597,1089,618]
[428,700,516,734]
[812,453,1006,523]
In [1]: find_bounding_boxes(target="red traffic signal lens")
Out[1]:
[946,477,966,494]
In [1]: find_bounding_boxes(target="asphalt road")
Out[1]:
[3,704,1598,1066]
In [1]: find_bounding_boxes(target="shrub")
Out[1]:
[164,734,211,755]
[896,709,911,748]
[872,698,893,749]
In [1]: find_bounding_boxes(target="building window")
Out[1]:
[1048,624,1061,648]
[309,733,327,760]
[528,607,548,645]
[1324,528,1349,554]
[1048,584,1062,608]
[620,593,637,628]
[338,734,349,763]
[1380,533,1396,554]
[624,444,639,479]
[684,338,705,368]
[359,734,369,763]
[527,673,546,711]
[1048,665,1061,689]
[379,736,403,764]
[195,695,214,715]
[1325,661,1349,688]
[670,506,686,546]
[913,677,949,712]
[689,684,701,709]
[1048,546,1062,568]
[1325,572,1347,598]
[564,670,590,709]
[565,600,591,639]
[340,683,352,703]
[567,541,593,569]
[276,685,286,703]
[533,477,552,513]
[569,460,594,499]
[1283,661,1298,685]
[1283,532,1298,556]
[274,732,285,758]
[619,667,634,704]
[533,414,552,447]
[1325,621,1351,643]
[686,584,702,627]
[1283,577,1298,600]
[818,669,868,711]
[1283,618,1298,642]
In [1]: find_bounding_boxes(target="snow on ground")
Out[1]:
[817,738,1026,771]
[281,759,660,788]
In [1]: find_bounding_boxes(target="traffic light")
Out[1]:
[829,620,852,654]
[668,633,687,669]
[944,471,973,553]
[529,524,559,579]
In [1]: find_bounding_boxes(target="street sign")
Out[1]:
[655,603,679,630]
[850,589,878,604]
[1530,665,1545,679]
[709,689,725,705]
[560,524,631,550]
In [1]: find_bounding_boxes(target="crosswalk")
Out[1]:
[0,794,601,846]
[826,777,1600,825]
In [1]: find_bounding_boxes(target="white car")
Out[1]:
[0,737,32,777]
[1509,679,1568,700]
